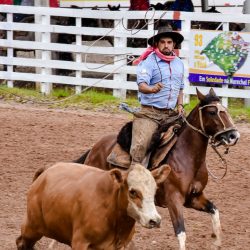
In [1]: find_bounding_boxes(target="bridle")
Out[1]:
[182,102,237,147]
[181,102,238,180]
[199,103,238,145]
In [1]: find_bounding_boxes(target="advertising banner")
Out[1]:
[189,30,250,86]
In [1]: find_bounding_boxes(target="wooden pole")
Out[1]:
[201,0,209,12]
[243,0,250,107]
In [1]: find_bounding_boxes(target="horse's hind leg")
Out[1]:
[187,192,222,249]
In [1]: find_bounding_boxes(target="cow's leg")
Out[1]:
[16,234,41,250]
[71,239,90,250]
[167,193,186,250]
[187,192,222,249]
[16,223,42,250]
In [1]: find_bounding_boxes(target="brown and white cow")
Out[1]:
[16,162,171,250]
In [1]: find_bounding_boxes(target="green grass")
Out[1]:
[0,85,249,122]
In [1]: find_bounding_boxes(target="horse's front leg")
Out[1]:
[187,192,222,249]
[167,193,186,250]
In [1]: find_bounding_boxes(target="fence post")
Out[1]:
[222,22,229,108]
[113,19,127,99]
[35,12,42,90]
[7,13,13,88]
[75,17,82,94]
[40,14,52,95]
[182,18,190,104]
[243,0,250,107]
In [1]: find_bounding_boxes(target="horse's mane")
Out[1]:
[117,121,133,153]
[199,94,220,106]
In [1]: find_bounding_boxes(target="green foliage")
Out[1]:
[0,85,46,102]
[183,96,199,113]
[52,89,71,98]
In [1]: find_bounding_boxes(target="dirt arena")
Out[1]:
[0,101,249,250]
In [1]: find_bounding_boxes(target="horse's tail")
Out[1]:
[73,149,91,164]
[32,167,45,182]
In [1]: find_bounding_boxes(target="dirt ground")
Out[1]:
[0,101,249,250]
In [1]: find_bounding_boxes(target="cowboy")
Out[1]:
[130,26,185,166]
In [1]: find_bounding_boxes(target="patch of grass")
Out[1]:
[50,89,140,112]
[0,85,46,102]
[228,106,250,123]
[52,89,72,98]
[0,85,249,122]
[184,96,199,113]
[81,90,118,104]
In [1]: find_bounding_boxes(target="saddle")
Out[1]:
[107,124,181,170]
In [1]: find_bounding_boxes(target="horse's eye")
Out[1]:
[129,189,138,199]
[209,111,217,116]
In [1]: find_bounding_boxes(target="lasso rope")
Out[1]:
[0,8,167,105]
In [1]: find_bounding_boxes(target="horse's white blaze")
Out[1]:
[177,231,186,250]
[211,208,222,246]
[126,164,161,228]
[229,130,240,145]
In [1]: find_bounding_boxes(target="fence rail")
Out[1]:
[0,5,250,106]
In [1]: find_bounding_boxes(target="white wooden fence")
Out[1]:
[0,5,250,106]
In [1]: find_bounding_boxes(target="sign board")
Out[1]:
[189,30,250,87]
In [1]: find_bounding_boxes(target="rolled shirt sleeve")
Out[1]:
[136,59,153,85]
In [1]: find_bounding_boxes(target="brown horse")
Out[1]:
[75,88,240,250]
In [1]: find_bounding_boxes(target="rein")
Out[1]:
[206,144,228,181]
[181,103,236,180]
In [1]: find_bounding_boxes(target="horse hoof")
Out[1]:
[211,245,221,250]
[211,239,222,250]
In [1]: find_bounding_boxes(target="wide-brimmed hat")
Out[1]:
[148,26,184,46]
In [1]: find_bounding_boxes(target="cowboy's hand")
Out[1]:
[151,83,164,93]
[177,104,185,115]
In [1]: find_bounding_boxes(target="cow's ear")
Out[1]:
[196,88,205,101]
[151,164,171,185]
[110,169,123,184]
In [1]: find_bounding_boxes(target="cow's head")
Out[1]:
[115,163,171,228]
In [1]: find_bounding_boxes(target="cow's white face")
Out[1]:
[126,164,161,228]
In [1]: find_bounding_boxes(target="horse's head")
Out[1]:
[195,88,240,147]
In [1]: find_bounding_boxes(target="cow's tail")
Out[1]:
[32,167,45,182]
[73,149,91,164]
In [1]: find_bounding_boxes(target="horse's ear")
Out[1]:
[110,169,123,184]
[209,87,216,97]
[196,88,205,101]
[151,164,171,185]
